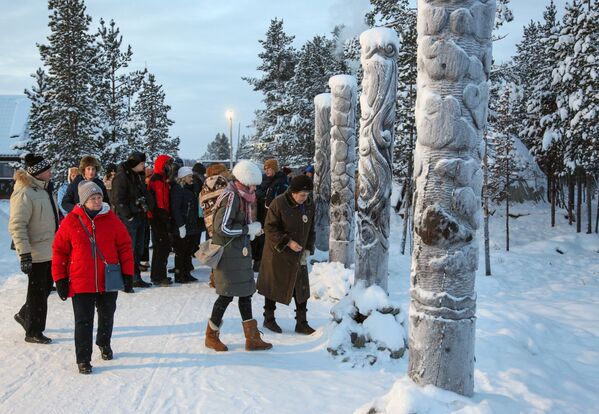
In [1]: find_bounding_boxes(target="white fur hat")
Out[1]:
[232,160,262,186]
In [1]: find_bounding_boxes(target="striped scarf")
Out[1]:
[215,181,256,224]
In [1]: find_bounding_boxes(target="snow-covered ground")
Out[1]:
[0,199,598,413]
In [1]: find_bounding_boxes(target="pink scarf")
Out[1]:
[215,181,256,224]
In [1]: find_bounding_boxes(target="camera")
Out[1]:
[136,196,149,213]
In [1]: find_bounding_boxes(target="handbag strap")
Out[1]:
[77,216,108,265]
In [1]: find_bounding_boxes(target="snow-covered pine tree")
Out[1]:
[286,34,347,166]
[134,72,179,161]
[202,133,231,160]
[243,18,297,164]
[95,18,134,165]
[236,134,253,160]
[21,69,52,157]
[488,84,522,251]
[33,0,101,173]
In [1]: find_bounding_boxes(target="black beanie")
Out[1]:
[126,151,146,169]
[289,174,313,193]
[24,153,51,176]
[193,162,206,176]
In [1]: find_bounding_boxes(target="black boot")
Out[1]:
[25,333,52,344]
[174,270,189,284]
[78,362,93,374]
[295,309,315,335]
[14,313,26,332]
[263,309,282,333]
[98,345,113,360]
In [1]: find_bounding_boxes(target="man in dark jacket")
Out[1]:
[112,151,153,288]
[257,175,316,335]
[252,159,289,271]
[61,155,109,214]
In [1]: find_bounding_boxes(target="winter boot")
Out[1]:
[184,271,198,283]
[242,319,272,351]
[77,362,93,374]
[205,320,228,352]
[98,345,113,360]
[263,309,282,333]
[174,269,189,284]
[294,309,315,335]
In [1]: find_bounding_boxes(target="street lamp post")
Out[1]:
[226,110,234,169]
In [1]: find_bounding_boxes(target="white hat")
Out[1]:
[232,160,262,186]
[177,166,193,179]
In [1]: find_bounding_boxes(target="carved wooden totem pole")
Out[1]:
[314,93,332,252]
[328,75,357,267]
[408,0,495,396]
[356,28,399,292]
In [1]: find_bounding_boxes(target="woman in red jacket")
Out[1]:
[52,181,134,374]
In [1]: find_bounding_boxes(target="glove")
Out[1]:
[179,225,186,239]
[20,253,33,275]
[56,278,69,301]
[247,222,262,240]
[123,275,134,293]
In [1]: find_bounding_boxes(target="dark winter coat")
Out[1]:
[257,191,315,305]
[52,203,134,297]
[61,175,110,214]
[256,171,289,224]
[170,181,201,235]
[112,163,154,221]
[212,190,255,297]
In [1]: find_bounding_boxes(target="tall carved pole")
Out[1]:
[356,28,399,292]
[328,75,357,267]
[408,0,495,396]
[314,93,332,252]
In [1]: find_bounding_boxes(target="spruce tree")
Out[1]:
[134,72,179,160]
[22,69,52,157]
[202,133,231,160]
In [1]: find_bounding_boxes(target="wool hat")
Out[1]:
[79,155,101,174]
[177,166,193,179]
[289,174,313,193]
[24,153,51,177]
[192,162,206,176]
[105,163,118,175]
[78,180,103,205]
[263,159,279,172]
[125,151,146,169]
[304,165,314,174]
[232,160,262,186]
[206,163,227,178]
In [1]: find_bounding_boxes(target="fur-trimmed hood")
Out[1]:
[13,169,47,191]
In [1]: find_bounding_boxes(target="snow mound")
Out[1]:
[327,281,406,365]
[310,261,354,302]
[355,376,490,414]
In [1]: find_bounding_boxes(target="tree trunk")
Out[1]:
[355,28,399,291]
[586,173,592,234]
[328,75,357,268]
[314,93,332,251]
[483,131,491,276]
[551,169,556,228]
[577,169,582,233]
[595,183,599,233]
[568,173,575,225]
[506,163,510,251]
[409,0,494,397]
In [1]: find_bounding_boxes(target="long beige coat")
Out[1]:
[8,169,58,263]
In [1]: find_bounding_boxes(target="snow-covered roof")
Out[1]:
[0,95,30,157]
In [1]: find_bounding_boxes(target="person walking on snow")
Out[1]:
[205,160,271,352]
[257,174,316,335]
[52,181,134,374]
[9,154,59,344]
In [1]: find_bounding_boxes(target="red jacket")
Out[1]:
[52,203,134,296]
[148,154,172,219]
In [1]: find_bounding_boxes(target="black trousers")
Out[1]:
[71,292,118,363]
[122,215,146,281]
[141,220,151,262]
[150,217,171,282]
[17,261,53,336]
[264,288,307,312]
[210,295,253,326]
[174,233,198,275]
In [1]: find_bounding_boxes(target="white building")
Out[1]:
[0,95,30,198]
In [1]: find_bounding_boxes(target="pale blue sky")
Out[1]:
[0,0,568,157]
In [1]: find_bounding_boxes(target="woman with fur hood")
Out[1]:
[204,160,272,352]
[61,155,110,214]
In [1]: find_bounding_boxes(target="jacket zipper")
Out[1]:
[91,219,99,292]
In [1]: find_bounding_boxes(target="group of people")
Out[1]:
[8,151,317,374]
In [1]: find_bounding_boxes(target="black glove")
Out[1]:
[20,253,32,275]
[123,275,134,293]
[56,278,69,301]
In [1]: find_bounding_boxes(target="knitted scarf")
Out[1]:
[215,181,256,224]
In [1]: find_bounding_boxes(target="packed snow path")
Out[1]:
[1,201,598,413]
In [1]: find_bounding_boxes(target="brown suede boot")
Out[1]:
[209,271,215,288]
[295,309,315,335]
[263,309,282,333]
[205,319,228,351]
[242,319,272,351]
